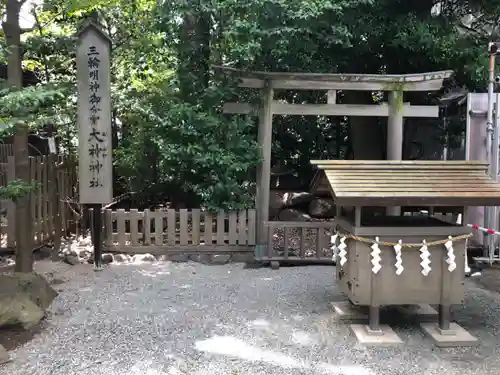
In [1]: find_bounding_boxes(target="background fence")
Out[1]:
[0,154,77,249]
[0,144,13,163]
[103,208,256,254]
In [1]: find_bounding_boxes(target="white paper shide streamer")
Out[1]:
[393,239,404,275]
[445,235,456,272]
[370,237,382,274]
[464,238,471,273]
[338,237,347,266]
[419,239,431,276]
[330,233,339,262]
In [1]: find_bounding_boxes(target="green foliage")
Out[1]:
[2,0,498,210]
[0,179,40,201]
[0,83,68,133]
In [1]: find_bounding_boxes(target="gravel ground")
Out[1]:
[1,261,500,375]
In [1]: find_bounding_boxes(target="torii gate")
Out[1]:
[214,66,453,256]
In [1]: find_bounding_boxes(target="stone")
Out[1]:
[278,208,311,222]
[63,254,80,266]
[331,301,368,322]
[132,254,156,263]
[308,198,336,218]
[112,254,130,263]
[283,192,314,207]
[420,322,479,347]
[211,254,231,264]
[231,253,254,263]
[350,324,403,346]
[0,344,10,365]
[169,254,189,262]
[269,191,286,218]
[101,253,114,264]
[0,295,44,329]
[0,257,14,268]
[189,254,211,264]
[33,246,52,260]
[0,273,58,329]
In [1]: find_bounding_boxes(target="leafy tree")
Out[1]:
[1,0,498,214]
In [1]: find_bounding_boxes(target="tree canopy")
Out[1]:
[0,0,497,209]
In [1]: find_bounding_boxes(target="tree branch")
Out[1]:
[31,7,50,83]
[20,12,61,34]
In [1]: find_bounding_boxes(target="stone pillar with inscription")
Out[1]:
[76,20,113,268]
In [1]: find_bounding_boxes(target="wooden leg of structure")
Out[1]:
[350,267,402,345]
[350,304,403,346]
[368,306,380,332]
[420,304,478,347]
[438,304,451,331]
[420,254,478,347]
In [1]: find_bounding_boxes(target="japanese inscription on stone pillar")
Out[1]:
[76,21,113,204]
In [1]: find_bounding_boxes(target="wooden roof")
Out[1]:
[310,160,500,207]
[213,65,453,91]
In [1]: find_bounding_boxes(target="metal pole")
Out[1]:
[492,96,499,264]
[486,50,496,261]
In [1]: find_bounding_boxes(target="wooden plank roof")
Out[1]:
[310,160,500,207]
[213,65,453,91]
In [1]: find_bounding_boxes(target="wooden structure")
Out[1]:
[0,154,77,251]
[214,65,453,258]
[103,209,256,255]
[261,221,336,266]
[0,144,13,163]
[311,160,500,346]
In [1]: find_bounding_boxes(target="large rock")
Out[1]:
[269,191,286,219]
[278,208,311,222]
[283,192,314,207]
[308,198,336,218]
[0,344,9,364]
[0,273,58,329]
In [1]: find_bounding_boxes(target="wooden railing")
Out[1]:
[263,221,336,263]
[103,208,256,254]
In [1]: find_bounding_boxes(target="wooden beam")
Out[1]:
[223,101,439,117]
[222,102,256,115]
[327,90,337,104]
[239,78,448,91]
[386,91,404,217]
[212,65,453,92]
[256,82,274,250]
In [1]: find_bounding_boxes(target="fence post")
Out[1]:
[13,127,34,272]
[49,155,62,259]
[6,157,15,248]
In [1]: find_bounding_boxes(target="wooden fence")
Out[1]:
[0,154,77,249]
[103,208,256,254]
[0,144,13,163]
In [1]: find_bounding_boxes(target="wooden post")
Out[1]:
[13,126,33,272]
[387,91,403,216]
[255,81,274,257]
[76,20,113,269]
[49,155,62,260]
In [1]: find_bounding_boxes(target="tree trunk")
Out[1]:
[344,91,384,160]
[4,0,34,272]
[177,3,211,104]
